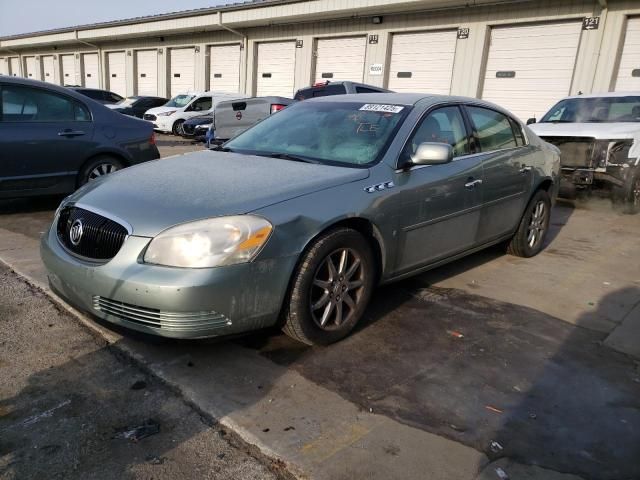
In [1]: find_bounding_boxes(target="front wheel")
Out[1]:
[172,119,185,136]
[282,228,376,345]
[507,189,551,258]
[613,170,640,215]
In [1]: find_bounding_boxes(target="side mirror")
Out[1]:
[526,117,537,125]
[411,142,453,166]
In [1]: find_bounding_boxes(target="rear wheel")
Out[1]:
[507,189,551,258]
[282,228,375,345]
[172,119,185,136]
[78,156,124,187]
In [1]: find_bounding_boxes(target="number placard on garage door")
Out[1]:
[209,44,241,93]
[169,47,196,97]
[314,36,366,83]
[10,57,21,77]
[481,21,581,120]
[61,54,77,86]
[82,53,100,88]
[615,17,640,91]
[42,55,56,84]
[388,30,457,94]
[107,51,127,97]
[135,50,158,96]
[24,56,40,80]
[256,41,296,97]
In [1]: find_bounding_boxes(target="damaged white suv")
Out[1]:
[529,93,640,214]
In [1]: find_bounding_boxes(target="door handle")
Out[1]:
[57,130,85,137]
[519,165,532,174]
[464,179,483,189]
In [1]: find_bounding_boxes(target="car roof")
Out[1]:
[305,92,507,108]
[0,76,100,100]
[563,91,640,99]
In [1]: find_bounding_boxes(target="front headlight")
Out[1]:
[157,110,177,117]
[143,215,272,268]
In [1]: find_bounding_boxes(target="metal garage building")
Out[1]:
[1,0,640,120]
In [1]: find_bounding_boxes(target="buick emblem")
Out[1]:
[69,219,84,246]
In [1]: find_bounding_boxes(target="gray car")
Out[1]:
[41,93,560,345]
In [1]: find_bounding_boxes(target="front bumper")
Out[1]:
[41,226,297,339]
[151,117,173,133]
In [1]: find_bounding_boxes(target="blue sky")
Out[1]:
[0,0,238,37]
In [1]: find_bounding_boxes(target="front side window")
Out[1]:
[1,85,90,122]
[540,96,640,123]
[225,101,409,166]
[189,96,213,111]
[402,106,470,161]
[467,106,517,152]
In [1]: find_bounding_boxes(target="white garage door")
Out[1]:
[107,51,127,97]
[615,17,640,91]
[42,55,56,83]
[209,44,241,93]
[169,48,195,97]
[314,36,366,83]
[61,54,77,85]
[135,50,158,96]
[82,53,100,88]
[388,30,457,94]
[482,22,581,120]
[24,56,39,80]
[0,58,8,76]
[256,41,296,97]
[10,57,21,77]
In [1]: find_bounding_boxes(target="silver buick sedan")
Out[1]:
[42,93,560,345]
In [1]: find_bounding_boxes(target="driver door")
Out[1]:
[393,105,484,274]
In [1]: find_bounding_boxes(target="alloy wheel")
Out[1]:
[310,248,365,330]
[88,163,119,181]
[526,201,547,248]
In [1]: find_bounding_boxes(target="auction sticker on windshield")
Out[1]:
[359,104,404,114]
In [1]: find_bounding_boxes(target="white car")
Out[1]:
[143,91,243,135]
[529,92,640,213]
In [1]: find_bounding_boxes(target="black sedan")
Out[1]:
[107,96,169,119]
[0,77,160,199]
[180,113,213,139]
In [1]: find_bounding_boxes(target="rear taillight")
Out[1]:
[149,132,156,145]
[270,104,286,114]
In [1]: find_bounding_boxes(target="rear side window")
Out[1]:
[81,89,104,101]
[509,118,526,146]
[107,92,123,103]
[355,87,382,94]
[466,106,518,152]
[1,85,90,122]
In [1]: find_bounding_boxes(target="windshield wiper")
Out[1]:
[265,152,319,164]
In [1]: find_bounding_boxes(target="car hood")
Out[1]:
[530,122,640,140]
[145,105,184,115]
[66,151,370,237]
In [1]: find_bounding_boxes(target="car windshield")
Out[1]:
[540,96,640,123]
[224,101,410,167]
[164,95,195,108]
[116,97,138,107]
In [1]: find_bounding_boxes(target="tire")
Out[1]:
[77,156,124,187]
[507,189,552,258]
[282,228,376,346]
[172,119,185,136]
[613,170,640,215]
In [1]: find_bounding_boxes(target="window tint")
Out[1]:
[404,106,470,160]
[190,96,212,111]
[294,84,347,100]
[355,87,382,94]
[467,106,517,151]
[509,118,526,146]
[107,92,123,103]
[81,89,104,100]
[1,85,90,122]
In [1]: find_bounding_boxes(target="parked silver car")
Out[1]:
[42,94,560,345]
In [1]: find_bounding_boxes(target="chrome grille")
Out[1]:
[56,207,128,261]
[143,113,157,121]
[93,296,231,332]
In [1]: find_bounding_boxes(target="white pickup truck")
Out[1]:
[529,92,640,214]
[210,81,389,143]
